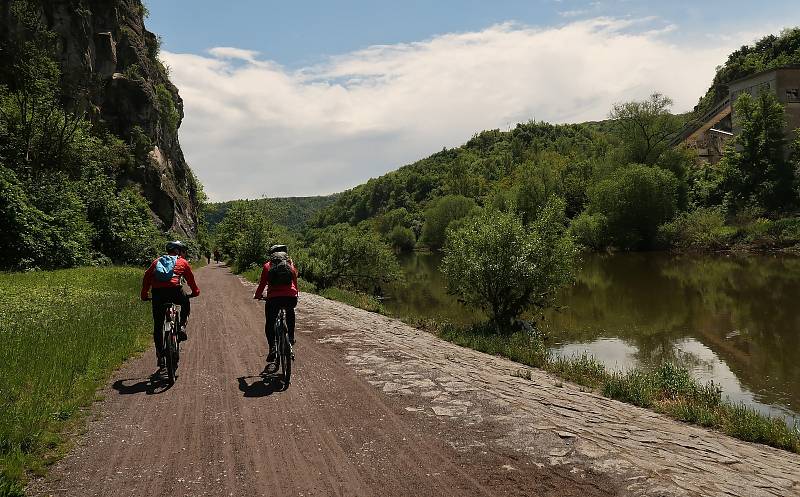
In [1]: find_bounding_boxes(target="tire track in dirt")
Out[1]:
[28,263,615,497]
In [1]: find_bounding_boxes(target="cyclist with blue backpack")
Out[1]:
[253,244,299,363]
[141,241,200,368]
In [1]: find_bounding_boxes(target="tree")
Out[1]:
[441,198,576,333]
[387,225,416,252]
[610,93,682,165]
[303,224,400,291]
[420,195,477,250]
[587,164,679,249]
[716,91,796,214]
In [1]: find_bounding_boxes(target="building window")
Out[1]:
[788,88,800,103]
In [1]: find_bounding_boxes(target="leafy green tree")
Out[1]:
[303,224,400,291]
[610,93,683,165]
[421,195,477,250]
[587,164,679,249]
[441,198,576,332]
[716,92,796,214]
[387,225,416,252]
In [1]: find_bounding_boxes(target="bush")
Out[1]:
[441,197,576,332]
[420,195,477,250]
[657,207,735,250]
[570,211,609,250]
[587,164,679,249]
[303,224,400,291]
[387,225,416,252]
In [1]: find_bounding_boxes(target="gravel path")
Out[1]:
[27,264,619,497]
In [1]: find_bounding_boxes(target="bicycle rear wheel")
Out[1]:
[165,320,177,384]
[280,325,292,385]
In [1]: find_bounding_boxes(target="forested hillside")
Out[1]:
[205,195,337,232]
[307,29,800,256]
[0,0,202,270]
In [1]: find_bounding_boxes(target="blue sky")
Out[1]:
[148,0,791,65]
[146,1,797,200]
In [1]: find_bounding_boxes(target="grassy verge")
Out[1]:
[0,268,152,495]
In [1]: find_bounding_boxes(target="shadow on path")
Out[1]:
[237,373,285,398]
[112,372,172,395]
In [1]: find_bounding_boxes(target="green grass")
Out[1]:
[317,288,384,313]
[0,268,152,494]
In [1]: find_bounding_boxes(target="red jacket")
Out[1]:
[254,260,299,299]
[141,256,200,300]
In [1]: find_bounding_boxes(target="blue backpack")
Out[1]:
[154,255,178,282]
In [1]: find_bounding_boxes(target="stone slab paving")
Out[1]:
[294,291,800,497]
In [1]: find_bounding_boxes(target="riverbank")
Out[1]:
[237,262,800,453]
[0,268,152,496]
[295,289,800,496]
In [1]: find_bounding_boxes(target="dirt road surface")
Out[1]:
[28,264,800,497]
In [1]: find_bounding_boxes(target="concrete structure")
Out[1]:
[729,65,800,136]
[675,65,800,163]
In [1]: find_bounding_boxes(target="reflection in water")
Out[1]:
[385,251,800,423]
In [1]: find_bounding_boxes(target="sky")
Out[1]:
[145,1,797,201]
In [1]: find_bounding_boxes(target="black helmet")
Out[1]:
[166,240,188,253]
[269,244,287,254]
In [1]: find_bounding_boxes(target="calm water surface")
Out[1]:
[384,252,800,423]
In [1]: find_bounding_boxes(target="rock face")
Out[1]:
[0,0,199,236]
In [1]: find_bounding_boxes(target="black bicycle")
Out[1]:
[274,308,293,385]
[162,302,182,385]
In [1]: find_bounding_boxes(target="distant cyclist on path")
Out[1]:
[141,241,200,368]
[253,244,299,363]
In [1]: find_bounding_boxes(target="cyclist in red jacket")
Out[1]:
[253,244,299,363]
[141,241,200,368]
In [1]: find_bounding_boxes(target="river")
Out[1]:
[383,251,800,423]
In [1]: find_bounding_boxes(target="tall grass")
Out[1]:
[0,268,151,494]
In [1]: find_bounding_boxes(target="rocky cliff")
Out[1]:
[0,0,199,236]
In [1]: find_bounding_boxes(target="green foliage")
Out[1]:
[586,164,679,249]
[314,121,608,228]
[0,268,152,488]
[0,9,170,270]
[609,93,684,165]
[213,202,292,271]
[716,92,796,214]
[657,207,735,250]
[155,84,179,138]
[441,198,576,332]
[695,28,800,116]
[302,224,400,291]
[569,211,610,250]
[420,195,477,250]
[206,196,337,233]
[387,225,416,252]
[319,288,385,313]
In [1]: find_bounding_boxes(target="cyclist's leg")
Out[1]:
[284,297,298,344]
[265,300,278,354]
[151,289,168,361]
[176,288,190,332]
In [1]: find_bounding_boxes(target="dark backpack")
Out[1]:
[268,252,293,286]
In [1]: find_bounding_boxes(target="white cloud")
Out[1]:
[163,18,744,201]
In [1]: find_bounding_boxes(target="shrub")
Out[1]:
[420,195,477,250]
[587,164,679,249]
[657,207,735,250]
[303,224,400,291]
[441,197,576,332]
[569,211,609,250]
[387,225,416,252]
